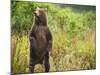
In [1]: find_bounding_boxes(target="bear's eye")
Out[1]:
[39,9,42,12]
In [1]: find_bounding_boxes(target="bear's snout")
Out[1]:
[34,10,40,17]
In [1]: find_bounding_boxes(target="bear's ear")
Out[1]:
[41,8,47,12]
[33,7,40,11]
[33,7,40,14]
[36,7,40,10]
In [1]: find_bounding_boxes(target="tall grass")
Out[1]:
[11,30,96,73]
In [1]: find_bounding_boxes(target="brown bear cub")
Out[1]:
[29,7,52,73]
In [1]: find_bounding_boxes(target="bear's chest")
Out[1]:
[35,26,46,39]
[34,26,47,49]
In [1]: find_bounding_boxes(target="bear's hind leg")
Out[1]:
[44,51,50,72]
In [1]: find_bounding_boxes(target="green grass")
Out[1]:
[11,30,96,73]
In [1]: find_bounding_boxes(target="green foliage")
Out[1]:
[11,1,96,74]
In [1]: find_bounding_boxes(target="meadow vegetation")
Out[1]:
[11,1,96,74]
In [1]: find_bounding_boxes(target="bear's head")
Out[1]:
[34,7,47,26]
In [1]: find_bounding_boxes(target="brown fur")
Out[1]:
[29,7,52,72]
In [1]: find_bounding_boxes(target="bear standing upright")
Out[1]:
[29,7,52,72]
